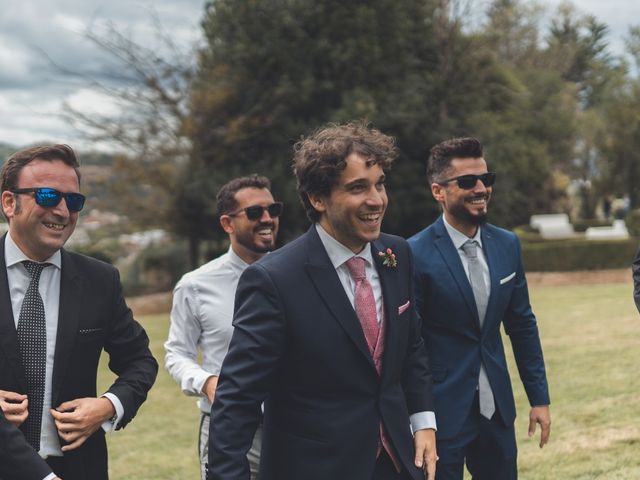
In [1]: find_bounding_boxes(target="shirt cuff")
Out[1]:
[410,411,437,433]
[101,393,124,432]
[43,473,57,480]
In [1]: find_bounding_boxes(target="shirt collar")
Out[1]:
[442,215,483,251]
[315,224,374,270]
[5,232,62,269]
[228,245,250,270]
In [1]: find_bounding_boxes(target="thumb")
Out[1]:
[528,416,537,438]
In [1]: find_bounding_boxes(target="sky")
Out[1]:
[0,0,638,152]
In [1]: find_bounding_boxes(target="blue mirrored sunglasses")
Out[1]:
[11,187,86,212]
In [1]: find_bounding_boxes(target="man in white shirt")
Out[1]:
[165,174,281,480]
[208,122,437,480]
[0,144,157,480]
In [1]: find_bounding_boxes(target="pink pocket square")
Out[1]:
[398,301,411,315]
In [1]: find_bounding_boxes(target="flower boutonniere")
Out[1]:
[378,248,397,268]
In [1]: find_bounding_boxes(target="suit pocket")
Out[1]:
[77,327,104,342]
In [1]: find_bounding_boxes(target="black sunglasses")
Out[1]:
[11,187,86,212]
[438,172,496,190]
[228,202,283,221]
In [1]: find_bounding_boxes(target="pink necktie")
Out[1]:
[345,256,379,352]
[345,256,402,472]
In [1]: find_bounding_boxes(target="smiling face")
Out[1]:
[1,159,80,261]
[220,187,279,264]
[310,153,387,253]
[431,157,491,237]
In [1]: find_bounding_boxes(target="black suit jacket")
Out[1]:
[0,409,52,480]
[208,227,434,480]
[0,236,158,480]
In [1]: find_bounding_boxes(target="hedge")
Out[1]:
[521,237,639,272]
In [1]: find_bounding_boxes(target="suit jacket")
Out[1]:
[631,247,640,314]
[408,217,549,440]
[0,236,158,480]
[0,408,52,480]
[208,227,434,480]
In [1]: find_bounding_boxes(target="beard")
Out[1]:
[234,222,277,254]
[449,195,489,226]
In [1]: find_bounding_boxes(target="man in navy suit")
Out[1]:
[408,137,550,479]
[208,122,437,480]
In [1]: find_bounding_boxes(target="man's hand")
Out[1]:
[414,428,437,480]
[50,397,115,452]
[203,375,219,403]
[528,405,551,448]
[0,389,28,426]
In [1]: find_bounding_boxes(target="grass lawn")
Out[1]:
[99,280,640,479]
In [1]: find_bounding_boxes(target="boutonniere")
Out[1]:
[378,248,397,268]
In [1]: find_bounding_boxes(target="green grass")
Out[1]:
[99,281,640,479]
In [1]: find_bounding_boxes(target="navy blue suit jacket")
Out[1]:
[208,227,434,480]
[408,217,549,440]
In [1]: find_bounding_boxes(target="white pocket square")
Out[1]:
[398,301,411,315]
[500,272,516,285]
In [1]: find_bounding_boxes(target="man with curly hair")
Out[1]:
[208,122,437,480]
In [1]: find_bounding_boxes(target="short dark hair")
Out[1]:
[293,122,397,222]
[426,137,483,184]
[1,144,81,193]
[216,174,272,215]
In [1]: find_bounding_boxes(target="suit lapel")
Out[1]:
[0,235,28,391]
[480,226,499,334]
[304,227,376,370]
[371,239,399,380]
[51,250,82,405]
[433,218,480,330]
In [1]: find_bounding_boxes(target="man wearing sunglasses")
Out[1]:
[0,144,158,480]
[408,137,551,480]
[165,174,281,480]
[208,123,437,480]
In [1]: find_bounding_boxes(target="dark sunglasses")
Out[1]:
[11,187,86,212]
[438,172,496,190]
[228,202,283,221]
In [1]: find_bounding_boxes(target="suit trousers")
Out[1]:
[200,413,262,480]
[435,392,517,480]
[373,451,414,480]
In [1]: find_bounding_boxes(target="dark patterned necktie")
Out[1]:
[17,260,50,450]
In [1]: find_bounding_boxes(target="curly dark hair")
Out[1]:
[1,144,81,193]
[216,174,272,215]
[426,137,483,184]
[293,122,397,222]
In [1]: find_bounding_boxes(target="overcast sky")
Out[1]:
[1,0,638,152]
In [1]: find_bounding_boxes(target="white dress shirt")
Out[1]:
[441,216,490,296]
[315,224,436,432]
[164,246,249,413]
[5,233,122,468]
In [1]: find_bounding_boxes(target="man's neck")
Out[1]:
[443,212,478,238]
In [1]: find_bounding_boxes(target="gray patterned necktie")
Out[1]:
[461,240,495,420]
[17,260,50,450]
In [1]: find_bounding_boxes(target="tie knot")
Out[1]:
[22,260,49,279]
[461,240,478,259]
[345,256,367,281]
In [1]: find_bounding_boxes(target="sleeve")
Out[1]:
[503,236,550,407]
[208,264,286,480]
[164,279,214,396]
[0,409,53,480]
[103,267,159,429]
[400,241,436,416]
[632,246,640,314]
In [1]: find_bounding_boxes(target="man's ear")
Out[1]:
[219,215,234,235]
[431,182,445,202]
[1,191,16,220]
[307,193,326,215]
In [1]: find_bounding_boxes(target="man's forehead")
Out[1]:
[234,187,273,205]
